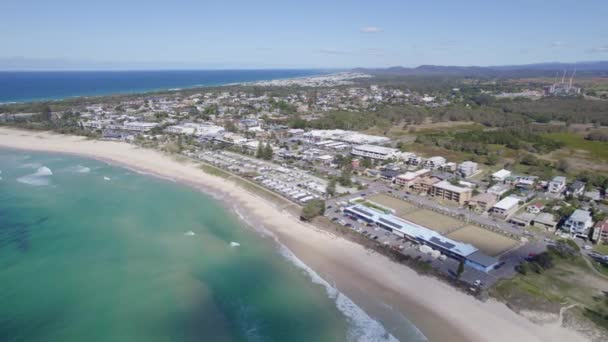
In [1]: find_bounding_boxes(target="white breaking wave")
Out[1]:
[232,207,399,341]
[17,166,53,186]
[65,165,91,173]
[20,162,42,169]
[103,176,111,181]
[277,245,399,342]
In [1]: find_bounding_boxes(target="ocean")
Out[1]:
[0,70,326,103]
[0,150,425,342]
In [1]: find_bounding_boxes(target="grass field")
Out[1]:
[402,209,464,234]
[367,194,418,217]
[446,225,519,256]
[593,244,608,255]
[545,132,608,161]
[491,256,608,321]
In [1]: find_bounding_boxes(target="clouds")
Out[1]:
[318,49,348,55]
[587,45,608,54]
[360,26,383,34]
[551,41,565,47]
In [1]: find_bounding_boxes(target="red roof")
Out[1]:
[595,219,608,232]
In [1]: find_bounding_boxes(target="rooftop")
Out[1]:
[569,209,592,222]
[352,144,398,155]
[346,204,479,257]
[432,180,472,194]
[493,196,520,210]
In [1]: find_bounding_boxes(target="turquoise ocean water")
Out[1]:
[0,150,425,342]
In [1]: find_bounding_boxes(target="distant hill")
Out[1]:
[353,61,608,78]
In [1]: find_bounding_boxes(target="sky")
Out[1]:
[1,0,607,70]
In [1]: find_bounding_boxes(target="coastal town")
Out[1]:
[2,71,608,340]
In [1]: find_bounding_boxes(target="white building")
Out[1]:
[458,161,478,178]
[395,169,430,187]
[492,169,511,182]
[215,132,248,145]
[491,196,520,218]
[166,125,196,135]
[563,209,593,234]
[407,154,422,166]
[351,144,398,161]
[548,176,567,194]
[122,122,159,132]
[303,129,390,145]
[423,156,446,170]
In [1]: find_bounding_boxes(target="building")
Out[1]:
[467,193,497,212]
[380,164,403,181]
[422,156,446,170]
[567,181,586,197]
[526,202,544,214]
[351,144,398,161]
[487,183,512,197]
[458,161,478,178]
[492,169,512,182]
[563,209,593,235]
[491,196,520,219]
[395,169,430,187]
[429,181,473,205]
[440,162,457,173]
[344,204,498,272]
[407,154,422,166]
[166,124,196,135]
[412,175,441,193]
[508,212,536,227]
[215,132,248,145]
[304,129,390,145]
[548,176,567,194]
[122,122,159,132]
[532,213,558,231]
[591,219,608,244]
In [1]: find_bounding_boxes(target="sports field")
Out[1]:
[402,209,463,234]
[446,225,519,257]
[368,194,418,217]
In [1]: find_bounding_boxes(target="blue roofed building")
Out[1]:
[344,204,498,272]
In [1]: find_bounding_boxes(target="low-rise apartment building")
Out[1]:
[351,144,398,161]
[429,180,472,205]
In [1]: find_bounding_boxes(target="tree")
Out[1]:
[263,142,273,160]
[555,159,570,173]
[339,164,353,186]
[360,158,372,168]
[300,199,326,221]
[38,104,52,122]
[485,153,499,166]
[176,135,184,153]
[326,178,337,197]
[224,121,237,132]
[255,142,264,159]
[456,260,465,279]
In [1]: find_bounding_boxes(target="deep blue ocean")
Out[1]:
[0,70,327,103]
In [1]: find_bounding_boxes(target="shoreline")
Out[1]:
[0,127,589,342]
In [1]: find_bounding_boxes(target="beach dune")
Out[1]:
[0,127,589,342]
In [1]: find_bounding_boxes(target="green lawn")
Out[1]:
[545,132,608,161]
[593,244,608,255]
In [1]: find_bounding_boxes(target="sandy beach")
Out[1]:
[0,127,589,342]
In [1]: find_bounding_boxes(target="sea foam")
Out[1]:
[65,165,91,173]
[277,244,399,342]
[233,204,400,342]
[17,166,53,186]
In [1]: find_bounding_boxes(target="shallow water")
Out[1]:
[0,150,422,342]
